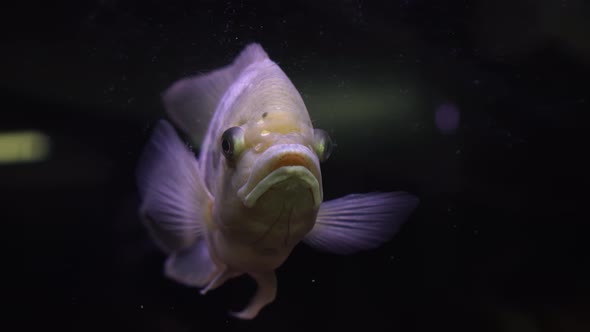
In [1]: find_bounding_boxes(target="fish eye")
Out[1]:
[221,126,245,160]
[313,128,333,162]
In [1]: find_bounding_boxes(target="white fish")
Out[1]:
[136,43,419,319]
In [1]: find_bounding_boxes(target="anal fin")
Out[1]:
[229,272,277,320]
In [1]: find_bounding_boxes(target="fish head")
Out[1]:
[213,97,333,248]
[220,107,333,204]
[195,51,335,251]
[237,109,327,208]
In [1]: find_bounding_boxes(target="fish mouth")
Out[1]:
[238,144,322,208]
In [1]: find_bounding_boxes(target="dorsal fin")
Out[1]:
[162,43,269,144]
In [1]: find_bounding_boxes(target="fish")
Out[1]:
[136,43,419,319]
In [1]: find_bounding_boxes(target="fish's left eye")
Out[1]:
[221,126,245,160]
[313,128,334,162]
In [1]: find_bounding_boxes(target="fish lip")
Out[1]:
[243,166,321,208]
[238,144,322,208]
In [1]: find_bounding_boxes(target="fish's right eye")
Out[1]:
[221,126,245,160]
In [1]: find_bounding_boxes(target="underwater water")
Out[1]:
[3,0,588,331]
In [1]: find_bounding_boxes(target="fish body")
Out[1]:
[136,43,418,319]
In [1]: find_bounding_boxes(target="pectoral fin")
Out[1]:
[136,120,212,253]
[303,192,419,254]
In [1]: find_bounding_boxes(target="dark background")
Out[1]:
[3,1,588,331]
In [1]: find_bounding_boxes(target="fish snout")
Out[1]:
[237,144,322,208]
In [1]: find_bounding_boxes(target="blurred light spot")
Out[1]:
[435,103,460,134]
[0,130,50,164]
